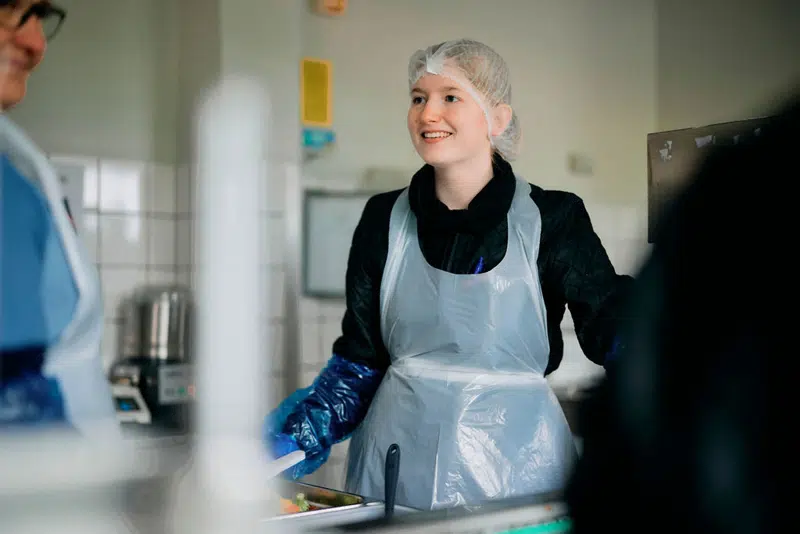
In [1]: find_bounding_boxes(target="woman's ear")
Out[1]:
[491,104,513,137]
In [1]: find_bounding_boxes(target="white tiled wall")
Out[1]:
[51,155,180,372]
[178,161,291,411]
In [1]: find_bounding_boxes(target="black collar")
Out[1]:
[408,155,516,234]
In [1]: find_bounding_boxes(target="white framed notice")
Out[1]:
[302,190,372,299]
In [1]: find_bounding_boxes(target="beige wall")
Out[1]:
[656,0,800,130]
[8,0,180,163]
[302,0,658,207]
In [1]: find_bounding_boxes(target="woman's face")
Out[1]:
[407,73,493,169]
[0,1,47,109]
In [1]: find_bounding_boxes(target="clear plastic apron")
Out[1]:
[1,116,120,439]
[345,178,576,510]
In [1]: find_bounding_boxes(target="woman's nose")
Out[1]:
[420,101,441,123]
[13,17,47,55]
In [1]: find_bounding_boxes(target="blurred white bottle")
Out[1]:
[182,74,273,534]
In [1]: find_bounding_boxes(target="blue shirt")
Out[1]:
[1,154,78,427]
[1,154,78,352]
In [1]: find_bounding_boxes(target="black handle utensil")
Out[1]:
[384,443,400,520]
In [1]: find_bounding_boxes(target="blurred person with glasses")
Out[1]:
[1,0,64,106]
[1,1,120,438]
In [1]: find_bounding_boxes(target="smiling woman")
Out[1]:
[406,41,517,210]
[0,0,66,109]
[1,0,119,437]
[267,38,632,511]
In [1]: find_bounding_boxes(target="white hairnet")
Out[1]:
[408,39,521,161]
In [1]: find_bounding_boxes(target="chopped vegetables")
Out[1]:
[295,493,311,512]
[280,497,300,514]
[279,492,314,515]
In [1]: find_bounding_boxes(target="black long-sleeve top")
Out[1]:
[331,155,633,374]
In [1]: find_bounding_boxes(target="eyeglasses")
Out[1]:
[0,1,67,41]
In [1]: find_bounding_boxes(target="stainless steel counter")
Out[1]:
[0,429,569,534]
[315,490,568,534]
[263,481,417,531]
[263,482,568,534]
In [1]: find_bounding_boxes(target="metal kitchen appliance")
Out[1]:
[108,284,194,434]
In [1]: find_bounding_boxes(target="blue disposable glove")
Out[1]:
[264,386,329,480]
[0,373,71,430]
[267,431,331,480]
[267,432,310,480]
[270,432,301,458]
[263,354,384,480]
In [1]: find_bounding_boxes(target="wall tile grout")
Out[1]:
[95,211,179,219]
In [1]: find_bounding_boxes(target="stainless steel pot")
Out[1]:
[119,285,193,362]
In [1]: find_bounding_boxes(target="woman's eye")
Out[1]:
[444,95,460,103]
[411,96,425,105]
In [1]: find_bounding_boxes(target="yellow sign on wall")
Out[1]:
[300,58,333,128]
